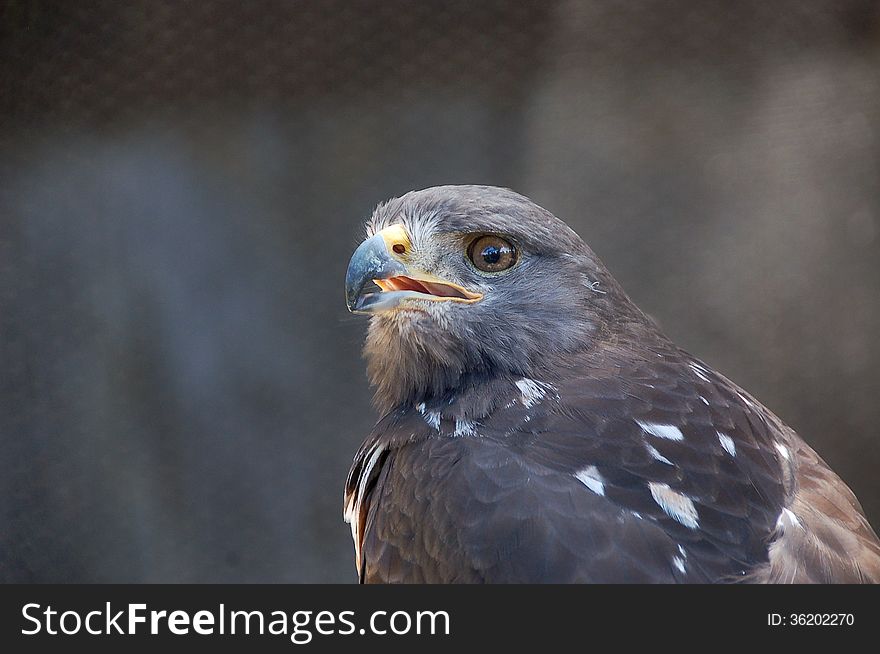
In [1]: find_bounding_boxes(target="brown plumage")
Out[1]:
[343,185,880,583]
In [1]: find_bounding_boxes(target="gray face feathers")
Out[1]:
[350,185,648,413]
[343,185,880,584]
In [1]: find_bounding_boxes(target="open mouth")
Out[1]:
[374,276,482,302]
[344,230,483,314]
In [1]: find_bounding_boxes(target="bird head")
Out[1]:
[345,185,640,412]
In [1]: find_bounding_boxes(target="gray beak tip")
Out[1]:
[345,234,408,315]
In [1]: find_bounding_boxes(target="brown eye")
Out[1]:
[468,235,517,273]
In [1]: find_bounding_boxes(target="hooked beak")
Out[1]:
[345,225,483,314]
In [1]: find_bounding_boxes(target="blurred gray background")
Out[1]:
[1,1,879,582]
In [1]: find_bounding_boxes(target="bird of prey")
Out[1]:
[343,185,880,583]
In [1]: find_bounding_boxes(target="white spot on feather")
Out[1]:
[637,421,684,441]
[574,466,605,496]
[736,391,757,409]
[717,432,736,456]
[454,418,478,438]
[515,378,553,408]
[774,442,791,461]
[425,412,441,431]
[776,507,802,531]
[689,362,711,382]
[648,482,700,529]
[672,556,687,574]
[416,403,441,431]
[699,395,710,405]
[645,443,673,466]
[346,512,359,561]
[344,443,386,569]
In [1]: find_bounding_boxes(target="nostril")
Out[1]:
[392,244,406,255]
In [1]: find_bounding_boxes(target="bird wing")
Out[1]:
[345,346,880,582]
[760,434,880,583]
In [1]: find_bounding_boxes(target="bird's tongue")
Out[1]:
[419,280,467,298]
[380,276,468,299]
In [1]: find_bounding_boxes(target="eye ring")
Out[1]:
[467,235,517,273]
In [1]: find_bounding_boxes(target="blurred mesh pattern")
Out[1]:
[1,1,879,581]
